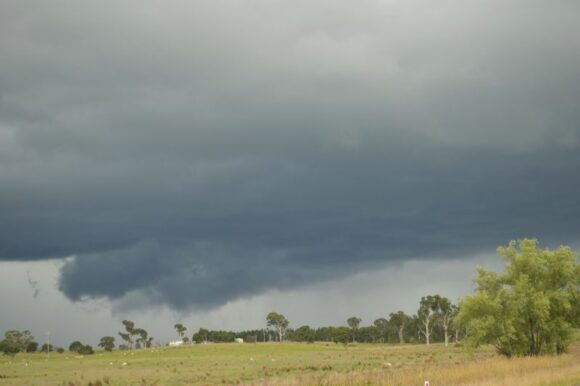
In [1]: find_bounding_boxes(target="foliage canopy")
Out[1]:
[455,239,580,356]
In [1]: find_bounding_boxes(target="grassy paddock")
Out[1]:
[0,341,578,385]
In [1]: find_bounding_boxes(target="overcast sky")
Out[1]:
[1,0,579,346]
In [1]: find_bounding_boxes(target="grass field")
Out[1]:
[0,340,578,386]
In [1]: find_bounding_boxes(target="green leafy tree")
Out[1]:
[78,344,94,355]
[134,328,153,348]
[1,330,34,354]
[389,311,409,344]
[314,326,336,342]
[373,318,389,343]
[418,295,440,345]
[455,239,580,356]
[67,340,94,355]
[26,341,39,352]
[174,323,187,342]
[333,327,350,346]
[433,296,455,347]
[449,305,461,343]
[0,336,19,357]
[0,343,19,356]
[346,317,362,342]
[69,341,84,353]
[266,312,289,342]
[98,336,115,352]
[192,328,209,344]
[119,320,136,349]
[290,325,316,342]
[357,326,380,343]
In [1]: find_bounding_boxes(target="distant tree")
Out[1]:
[404,315,422,343]
[357,326,380,343]
[373,318,389,343]
[1,330,34,354]
[40,343,54,352]
[174,323,187,342]
[134,328,145,348]
[449,305,461,343]
[266,312,289,342]
[98,336,115,352]
[315,326,335,342]
[68,340,94,355]
[78,344,94,355]
[333,327,350,345]
[119,320,136,349]
[418,295,439,345]
[290,325,315,342]
[69,341,84,353]
[455,239,580,356]
[26,341,39,352]
[118,332,131,348]
[0,337,19,357]
[192,328,209,344]
[346,317,362,342]
[389,311,409,344]
[434,296,455,347]
[134,328,153,348]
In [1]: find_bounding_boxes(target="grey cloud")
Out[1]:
[58,240,338,311]
[1,1,580,310]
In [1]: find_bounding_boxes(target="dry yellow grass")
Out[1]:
[267,343,580,386]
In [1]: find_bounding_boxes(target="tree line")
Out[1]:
[2,239,578,358]
[185,297,458,346]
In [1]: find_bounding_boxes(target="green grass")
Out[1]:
[0,341,577,385]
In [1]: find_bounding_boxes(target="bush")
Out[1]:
[455,239,580,356]
[78,345,94,355]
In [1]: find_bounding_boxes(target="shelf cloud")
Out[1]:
[1,0,579,311]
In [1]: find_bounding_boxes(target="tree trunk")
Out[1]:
[443,318,449,347]
[398,326,404,344]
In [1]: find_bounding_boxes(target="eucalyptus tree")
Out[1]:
[346,317,362,342]
[118,320,135,349]
[134,328,153,348]
[389,311,409,344]
[417,296,439,345]
[98,336,115,352]
[373,318,389,343]
[174,323,187,342]
[266,312,289,342]
[434,296,456,347]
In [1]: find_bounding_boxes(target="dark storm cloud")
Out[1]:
[1,0,579,310]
